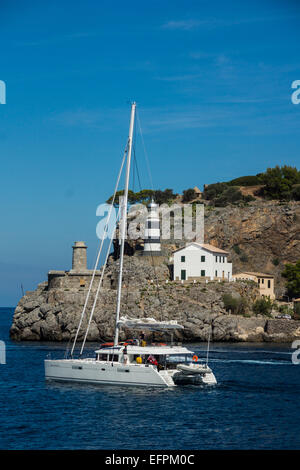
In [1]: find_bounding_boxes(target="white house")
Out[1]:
[173,242,232,281]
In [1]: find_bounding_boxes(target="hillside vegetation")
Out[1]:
[106,165,300,208]
[203,165,300,206]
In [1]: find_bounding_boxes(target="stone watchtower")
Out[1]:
[71,241,87,272]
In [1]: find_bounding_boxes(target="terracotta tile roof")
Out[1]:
[233,272,274,278]
[173,242,229,254]
[200,243,229,254]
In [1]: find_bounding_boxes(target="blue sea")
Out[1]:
[0,307,299,450]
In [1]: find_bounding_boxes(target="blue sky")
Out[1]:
[0,0,300,305]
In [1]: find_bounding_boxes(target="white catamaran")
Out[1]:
[44,102,217,388]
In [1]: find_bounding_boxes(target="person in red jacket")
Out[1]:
[147,355,158,367]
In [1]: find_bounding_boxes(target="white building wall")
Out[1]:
[173,244,232,281]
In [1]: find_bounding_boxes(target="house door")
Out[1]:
[222,271,225,278]
[181,270,186,281]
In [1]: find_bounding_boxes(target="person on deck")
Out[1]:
[147,355,158,367]
[140,331,146,347]
[123,345,128,365]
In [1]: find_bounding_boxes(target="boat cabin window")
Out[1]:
[97,353,120,362]
[97,353,108,361]
[109,354,119,362]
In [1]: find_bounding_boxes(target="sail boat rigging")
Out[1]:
[44,102,217,387]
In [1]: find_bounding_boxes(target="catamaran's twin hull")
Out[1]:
[45,359,175,387]
[45,359,217,387]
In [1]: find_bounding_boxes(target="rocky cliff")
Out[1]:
[203,200,300,296]
[10,254,300,343]
[10,200,300,343]
[142,199,299,296]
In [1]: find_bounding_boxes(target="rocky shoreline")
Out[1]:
[9,199,300,343]
[10,255,300,343]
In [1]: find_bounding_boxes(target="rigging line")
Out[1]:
[206,326,211,366]
[79,207,121,356]
[136,108,154,192]
[126,140,143,312]
[135,112,163,322]
[133,146,142,193]
[70,144,128,357]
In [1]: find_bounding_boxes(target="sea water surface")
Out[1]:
[0,307,299,450]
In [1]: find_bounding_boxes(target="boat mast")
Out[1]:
[114,102,136,346]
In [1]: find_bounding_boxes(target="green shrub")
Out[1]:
[227,175,261,187]
[291,184,300,201]
[240,253,249,263]
[272,258,279,266]
[222,294,248,315]
[259,165,300,200]
[279,305,293,316]
[214,186,244,206]
[223,294,239,313]
[252,297,272,316]
[203,182,228,201]
[282,260,300,298]
[106,188,177,206]
[182,188,197,202]
[233,244,241,255]
[294,302,300,318]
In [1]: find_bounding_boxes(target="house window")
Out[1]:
[223,256,225,263]
[258,278,260,284]
[201,255,205,262]
[215,270,217,277]
[181,256,185,262]
[201,270,205,277]
[268,280,271,289]
[181,270,186,280]
[261,278,264,284]
[215,256,218,262]
[147,221,152,229]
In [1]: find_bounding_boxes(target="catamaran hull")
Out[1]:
[44,359,175,388]
[173,371,217,386]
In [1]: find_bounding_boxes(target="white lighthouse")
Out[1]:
[143,199,161,256]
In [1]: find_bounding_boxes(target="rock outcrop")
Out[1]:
[10,254,300,343]
[203,200,300,297]
[10,200,300,343]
